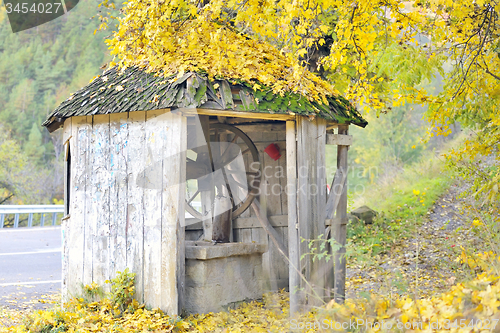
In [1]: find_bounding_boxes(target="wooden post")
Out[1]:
[198,115,215,241]
[324,163,347,299]
[296,116,327,307]
[176,115,187,313]
[158,112,187,314]
[212,132,232,242]
[313,119,327,305]
[212,192,232,242]
[333,125,349,303]
[286,120,301,314]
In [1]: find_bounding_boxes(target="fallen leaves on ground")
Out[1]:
[346,182,477,300]
[3,271,500,332]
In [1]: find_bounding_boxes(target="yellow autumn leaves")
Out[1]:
[4,297,186,332]
[322,272,500,332]
[6,272,500,332]
[108,17,337,104]
[104,0,427,107]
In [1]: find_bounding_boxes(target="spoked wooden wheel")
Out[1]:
[185,123,261,220]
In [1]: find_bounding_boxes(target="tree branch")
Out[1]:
[452,6,492,99]
[485,67,500,81]
[0,193,14,205]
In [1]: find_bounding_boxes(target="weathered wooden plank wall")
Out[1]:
[83,115,94,287]
[127,111,146,303]
[68,116,88,296]
[64,110,185,314]
[143,110,165,307]
[64,113,338,312]
[109,113,129,280]
[92,114,111,291]
[162,112,186,313]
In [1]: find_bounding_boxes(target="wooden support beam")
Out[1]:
[325,168,347,219]
[198,115,215,241]
[325,217,349,226]
[212,131,232,243]
[312,119,327,306]
[175,114,187,314]
[333,125,349,304]
[326,134,353,146]
[233,123,286,133]
[177,108,296,121]
[234,215,288,228]
[185,215,289,230]
[296,117,327,307]
[286,120,301,315]
[220,118,266,124]
[326,121,344,130]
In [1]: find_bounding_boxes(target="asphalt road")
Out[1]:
[0,227,61,309]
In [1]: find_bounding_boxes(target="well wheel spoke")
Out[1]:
[187,190,200,205]
[185,123,261,220]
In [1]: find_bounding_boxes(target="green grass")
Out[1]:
[344,151,453,258]
[357,155,451,217]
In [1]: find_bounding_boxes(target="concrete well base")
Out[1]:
[184,241,267,314]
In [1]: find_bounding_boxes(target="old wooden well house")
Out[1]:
[43,66,367,314]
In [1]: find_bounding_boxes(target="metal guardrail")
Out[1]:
[0,205,64,228]
[0,202,205,227]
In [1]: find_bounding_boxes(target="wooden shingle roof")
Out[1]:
[43,66,367,132]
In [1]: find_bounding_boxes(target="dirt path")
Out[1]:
[346,181,473,299]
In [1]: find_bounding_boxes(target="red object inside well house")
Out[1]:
[264,143,281,161]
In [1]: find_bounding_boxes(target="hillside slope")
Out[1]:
[0,0,112,203]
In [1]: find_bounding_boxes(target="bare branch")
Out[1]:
[452,5,493,99]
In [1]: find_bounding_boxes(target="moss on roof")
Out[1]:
[43,66,367,132]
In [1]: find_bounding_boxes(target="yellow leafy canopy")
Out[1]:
[107,1,343,104]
